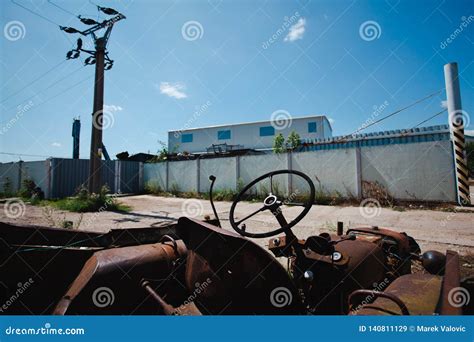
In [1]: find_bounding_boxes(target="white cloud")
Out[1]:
[440,100,448,109]
[158,82,187,99]
[51,142,61,147]
[104,104,123,112]
[465,129,473,136]
[284,18,306,42]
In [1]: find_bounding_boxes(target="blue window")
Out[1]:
[308,122,317,133]
[259,126,275,137]
[217,130,231,140]
[181,133,193,143]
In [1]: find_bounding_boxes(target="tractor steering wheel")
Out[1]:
[229,170,315,238]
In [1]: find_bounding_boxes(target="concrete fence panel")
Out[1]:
[360,140,456,202]
[143,162,167,191]
[168,160,198,192]
[292,149,358,197]
[239,154,289,193]
[199,157,237,193]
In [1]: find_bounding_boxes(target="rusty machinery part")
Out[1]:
[140,279,202,316]
[293,237,387,314]
[176,217,305,314]
[53,241,187,315]
[349,289,410,315]
[346,227,416,277]
[159,234,178,254]
[419,250,447,275]
[352,251,462,316]
[437,250,463,315]
[229,169,315,239]
[140,280,176,315]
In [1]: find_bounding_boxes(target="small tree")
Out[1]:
[273,133,285,153]
[286,131,301,150]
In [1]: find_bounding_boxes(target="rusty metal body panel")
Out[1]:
[53,240,186,315]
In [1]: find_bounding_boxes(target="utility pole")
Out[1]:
[60,6,125,193]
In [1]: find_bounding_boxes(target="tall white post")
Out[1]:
[444,62,470,205]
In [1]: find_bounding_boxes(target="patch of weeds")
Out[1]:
[42,186,131,213]
[41,206,84,229]
[144,180,164,194]
[361,180,394,206]
[169,182,180,196]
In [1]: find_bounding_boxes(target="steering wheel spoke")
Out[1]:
[235,206,266,226]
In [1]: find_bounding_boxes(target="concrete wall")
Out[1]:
[168,116,332,153]
[168,160,198,192]
[292,149,358,197]
[143,140,457,202]
[360,140,456,201]
[199,157,237,192]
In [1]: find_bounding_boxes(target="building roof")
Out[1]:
[168,114,331,133]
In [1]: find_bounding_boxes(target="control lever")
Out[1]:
[208,175,221,227]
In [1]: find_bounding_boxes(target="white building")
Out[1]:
[168,115,332,153]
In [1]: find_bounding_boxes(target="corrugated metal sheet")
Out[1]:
[50,159,139,198]
[300,125,450,152]
[119,161,139,193]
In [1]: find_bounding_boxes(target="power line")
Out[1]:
[3,64,85,113]
[0,152,59,158]
[11,0,61,26]
[411,109,447,128]
[349,89,444,136]
[47,0,77,17]
[1,73,93,124]
[0,59,67,104]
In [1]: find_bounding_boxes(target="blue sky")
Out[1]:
[0,0,473,162]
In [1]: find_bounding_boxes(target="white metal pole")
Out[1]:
[444,62,470,205]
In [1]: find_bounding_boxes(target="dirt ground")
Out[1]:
[2,194,473,254]
[2,194,473,278]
